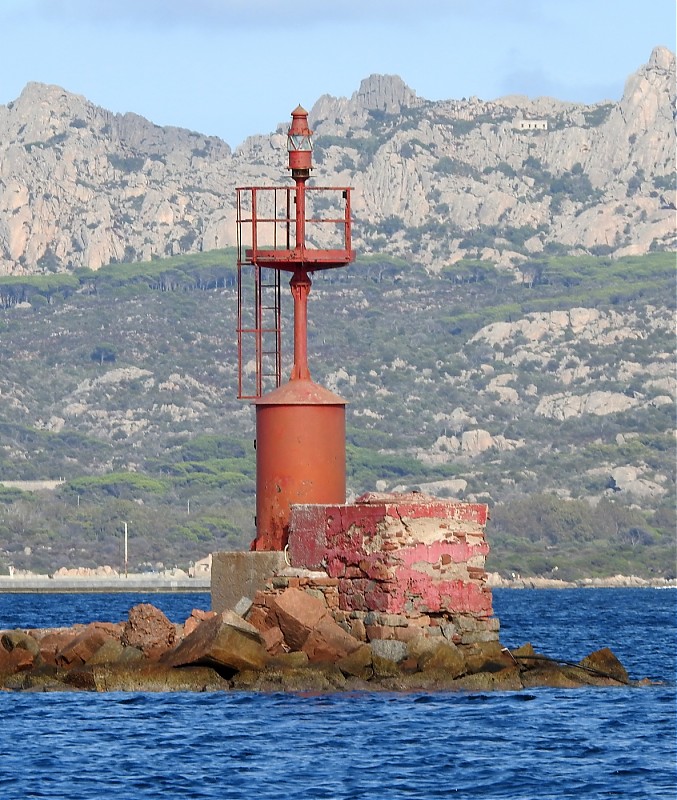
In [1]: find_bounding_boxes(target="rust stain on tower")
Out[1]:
[236,106,355,551]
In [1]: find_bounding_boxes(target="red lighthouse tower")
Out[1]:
[236,106,355,551]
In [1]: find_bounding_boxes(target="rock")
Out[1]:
[509,642,540,664]
[462,641,512,674]
[452,666,523,691]
[183,609,218,637]
[122,604,176,659]
[520,665,583,689]
[608,466,666,499]
[336,645,373,680]
[92,664,230,693]
[260,626,286,655]
[271,587,329,651]
[372,653,402,679]
[10,664,68,692]
[578,647,630,685]
[86,639,127,666]
[37,630,85,665]
[370,639,408,664]
[1,630,40,657]
[230,661,346,692]
[268,651,310,670]
[418,642,466,677]
[0,48,671,276]
[281,663,346,692]
[117,646,146,665]
[460,429,494,456]
[302,616,363,663]
[406,634,440,661]
[56,623,119,668]
[233,597,253,617]
[0,644,35,677]
[535,390,638,420]
[62,666,98,691]
[162,611,268,675]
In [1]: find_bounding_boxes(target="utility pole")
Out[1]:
[123,522,128,579]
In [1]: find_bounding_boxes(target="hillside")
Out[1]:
[0,48,674,275]
[0,250,673,579]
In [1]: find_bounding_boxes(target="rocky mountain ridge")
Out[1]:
[0,47,674,275]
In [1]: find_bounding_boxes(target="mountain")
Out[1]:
[0,47,674,275]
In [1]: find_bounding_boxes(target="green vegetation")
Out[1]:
[107,154,147,173]
[0,249,238,307]
[582,104,615,127]
[488,494,674,580]
[0,250,673,577]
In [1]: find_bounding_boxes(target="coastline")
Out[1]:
[0,574,210,593]
[486,573,677,590]
[0,572,674,593]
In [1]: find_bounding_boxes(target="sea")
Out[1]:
[0,588,674,800]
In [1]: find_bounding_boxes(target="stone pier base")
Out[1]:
[212,492,498,646]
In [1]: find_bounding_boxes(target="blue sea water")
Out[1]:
[0,588,675,800]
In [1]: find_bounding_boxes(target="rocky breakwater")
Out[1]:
[0,599,646,693]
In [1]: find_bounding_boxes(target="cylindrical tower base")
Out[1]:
[254,379,346,551]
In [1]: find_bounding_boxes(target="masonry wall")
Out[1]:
[285,492,498,645]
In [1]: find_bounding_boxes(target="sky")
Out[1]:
[0,0,674,148]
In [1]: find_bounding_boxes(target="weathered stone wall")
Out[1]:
[283,492,498,645]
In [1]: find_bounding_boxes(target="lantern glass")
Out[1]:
[287,134,313,152]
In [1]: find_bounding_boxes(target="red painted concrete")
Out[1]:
[288,492,493,620]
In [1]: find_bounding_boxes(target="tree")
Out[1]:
[90,344,117,365]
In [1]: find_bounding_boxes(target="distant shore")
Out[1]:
[0,574,210,593]
[0,571,674,594]
[486,573,677,590]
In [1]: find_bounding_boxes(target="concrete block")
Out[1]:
[211,551,286,613]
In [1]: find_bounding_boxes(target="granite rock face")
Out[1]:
[0,47,673,274]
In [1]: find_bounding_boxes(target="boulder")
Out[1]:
[183,609,218,637]
[0,644,35,677]
[37,630,84,665]
[271,588,328,651]
[87,639,127,666]
[302,616,362,663]
[162,611,268,675]
[371,653,402,679]
[1,630,40,657]
[56,623,119,668]
[62,666,98,691]
[270,663,347,692]
[122,604,176,660]
[260,625,286,655]
[336,645,373,680]
[453,666,523,691]
[578,647,630,685]
[281,663,347,692]
[521,665,583,689]
[462,641,512,674]
[370,639,408,664]
[268,651,310,670]
[418,641,466,677]
[7,664,67,692]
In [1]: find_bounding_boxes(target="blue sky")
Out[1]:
[0,0,674,148]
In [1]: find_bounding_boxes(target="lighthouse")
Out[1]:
[236,106,355,551]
